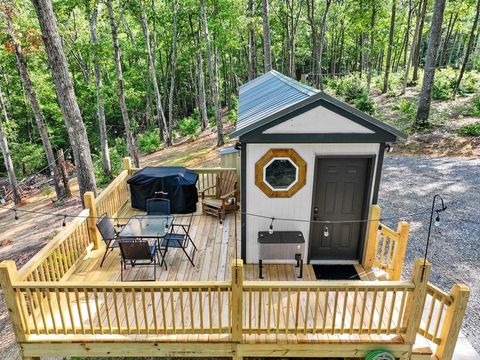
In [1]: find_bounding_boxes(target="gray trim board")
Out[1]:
[372,143,385,204]
[241,143,247,261]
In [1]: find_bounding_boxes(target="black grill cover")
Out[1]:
[127,166,198,213]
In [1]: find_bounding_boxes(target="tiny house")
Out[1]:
[230,70,406,265]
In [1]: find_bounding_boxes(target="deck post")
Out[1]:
[404,258,431,344]
[390,221,410,281]
[362,204,381,269]
[0,261,26,343]
[123,157,132,175]
[231,259,244,345]
[84,191,101,250]
[435,283,470,360]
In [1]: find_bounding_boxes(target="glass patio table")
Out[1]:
[118,215,174,239]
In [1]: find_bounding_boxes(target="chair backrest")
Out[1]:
[216,171,237,198]
[96,214,116,241]
[147,198,171,215]
[118,240,152,261]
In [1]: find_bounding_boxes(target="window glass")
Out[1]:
[264,159,297,190]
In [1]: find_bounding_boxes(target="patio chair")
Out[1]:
[118,239,160,281]
[158,214,197,269]
[146,198,171,216]
[96,213,126,267]
[200,171,239,220]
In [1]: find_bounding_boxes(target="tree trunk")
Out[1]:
[412,0,428,82]
[440,11,458,66]
[57,148,71,197]
[0,84,21,205]
[367,6,377,89]
[247,0,257,80]
[106,0,141,165]
[168,0,178,138]
[306,0,317,77]
[200,0,224,146]
[262,0,272,72]
[87,2,111,177]
[5,15,64,199]
[138,9,170,146]
[315,0,332,89]
[453,0,480,96]
[415,0,447,127]
[31,0,97,200]
[383,0,396,93]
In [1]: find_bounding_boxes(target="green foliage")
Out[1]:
[393,98,416,121]
[228,108,237,124]
[468,94,480,116]
[137,130,162,153]
[113,137,128,157]
[353,92,375,114]
[207,107,216,127]
[93,147,124,186]
[458,121,480,137]
[11,143,46,177]
[432,69,455,100]
[41,185,53,197]
[178,117,200,137]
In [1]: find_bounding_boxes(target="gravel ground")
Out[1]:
[379,154,480,353]
[1,154,479,358]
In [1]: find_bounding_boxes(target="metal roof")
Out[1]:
[230,70,406,141]
[232,70,319,137]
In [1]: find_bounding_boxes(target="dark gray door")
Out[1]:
[310,157,369,261]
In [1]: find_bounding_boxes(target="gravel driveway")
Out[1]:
[379,154,480,353]
[1,154,479,358]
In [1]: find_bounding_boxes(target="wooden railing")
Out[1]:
[242,281,413,335]
[192,168,236,197]
[16,209,92,282]
[11,281,231,336]
[363,205,409,281]
[95,170,130,218]
[418,283,470,360]
[0,259,470,360]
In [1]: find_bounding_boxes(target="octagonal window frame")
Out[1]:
[263,157,299,191]
[254,148,307,198]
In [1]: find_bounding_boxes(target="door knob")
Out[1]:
[313,207,319,213]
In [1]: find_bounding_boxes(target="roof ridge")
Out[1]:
[269,70,319,96]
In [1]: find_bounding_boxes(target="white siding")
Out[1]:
[245,143,380,264]
[263,106,375,134]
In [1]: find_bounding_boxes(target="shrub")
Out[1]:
[432,68,456,100]
[228,108,237,124]
[93,147,124,186]
[178,117,200,137]
[137,130,162,153]
[353,93,375,114]
[11,142,46,177]
[393,98,416,121]
[467,94,480,116]
[458,121,480,137]
[113,137,128,157]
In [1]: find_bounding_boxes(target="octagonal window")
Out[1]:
[264,158,298,190]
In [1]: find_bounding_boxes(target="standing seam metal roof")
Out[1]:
[235,70,319,134]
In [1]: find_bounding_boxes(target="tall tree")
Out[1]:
[168,0,179,138]
[139,4,171,146]
[383,0,396,93]
[106,0,141,165]
[86,0,111,177]
[315,0,332,90]
[3,11,64,199]
[412,0,428,82]
[453,0,480,96]
[415,0,448,127]
[31,0,97,199]
[0,83,21,204]
[262,0,272,72]
[247,0,257,80]
[200,0,224,146]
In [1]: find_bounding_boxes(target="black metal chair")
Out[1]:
[158,214,197,269]
[146,198,171,216]
[118,239,160,281]
[96,213,125,267]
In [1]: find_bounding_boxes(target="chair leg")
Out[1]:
[182,247,195,267]
[100,247,112,267]
[120,258,124,281]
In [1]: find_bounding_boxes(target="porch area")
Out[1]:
[0,159,469,360]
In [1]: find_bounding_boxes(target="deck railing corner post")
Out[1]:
[362,204,381,270]
[84,191,101,250]
[123,157,133,175]
[436,283,470,360]
[391,221,410,281]
[0,260,26,342]
[231,259,244,343]
[404,258,431,343]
